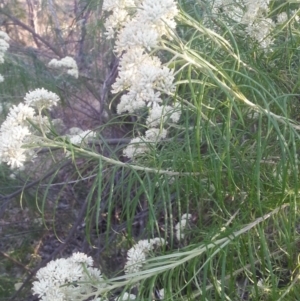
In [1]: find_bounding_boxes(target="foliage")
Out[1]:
[1,0,300,300]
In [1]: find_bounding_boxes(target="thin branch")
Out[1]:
[0,8,63,57]
[0,160,71,219]
[25,0,41,48]
[47,0,66,55]
[99,57,119,117]
[0,251,31,272]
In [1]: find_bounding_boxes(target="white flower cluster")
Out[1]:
[102,0,135,39]
[276,12,288,24]
[24,88,60,111]
[48,56,79,78]
[241,0,275,50]
[146,104,181,127]
[67,127,96,145]
[124,237,166,275]
[209,0,274,49]
[0,88,59,169]
[122,127,167,159]
[210,0,244,24]
[175,213,192,241]
[32,252,107,301]
[103,0,177,45]
[0,31,10,82]
[103,0,181,159]
[208,0,299,51]
[115,292,136,301]
[112,49,176,112]
[32,243,168,301]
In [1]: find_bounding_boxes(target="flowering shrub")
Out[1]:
[31,238,170,300]
[0,0,300,300]
[175,213,192,241]
[32,252,107,301]
[0,88,59,169]
[103,0,181,159]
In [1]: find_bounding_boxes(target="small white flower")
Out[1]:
[123,127,168,159]
[115,292,136,301]
[104,7,132,38]
[68,129,95,145]
[156,66,176,93]
[0,30,10,42]
[2,103,35,129]
[0,126,31,169]
[291,10,300,22]
[114,49,175,113]
[146,104,181,127]
[32,253,105,301]
[124,238,166,275]
[9,173,16,180]
[69,127,84,135]
[14,282,23,291]
[123,136,151,159]
[0,38,9,54]
[0,32,9,82]
[117,93,146,114]
[277,12,288,24]
[137,0,178,38]
[175,213,192,241]
[158,288,164,299]
[102,0,135,13]
[115,20,159,54]
[0,90,58,169]
[125,247,147,274]
[71,252,94,266]
[49,56,78,78]
[24,88,60,111]
[67,68,79,78]
[245,17,275,50]
[145,128,167,141]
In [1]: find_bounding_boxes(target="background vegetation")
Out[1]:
[1,0,300,300]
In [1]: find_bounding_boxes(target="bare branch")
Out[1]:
[0,160,71,219]
[0,7,63,57]
[25,0,41,48]
[47,0,66,55]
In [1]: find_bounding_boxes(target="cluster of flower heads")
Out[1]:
[24,88,60,112]
[124,237,166,275]
[0,31,10,82]
[112,49,176,112]
[102,0,181,159]
[103,0,178,46]
[67,127,96,145]
[208,0,299,51]
[32,218,191,300]
[31,241,166,301]
[32,252,107,301]
[242,0,275,50]
[122,128,167,159]
[48,56,79,78]
[175,213,192,241]
[0,88,59,169]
